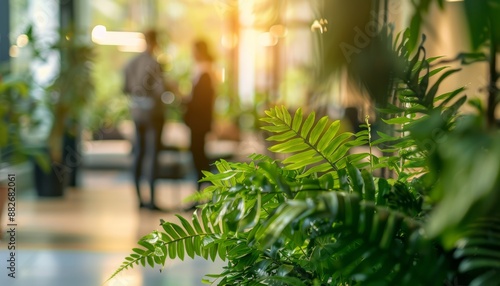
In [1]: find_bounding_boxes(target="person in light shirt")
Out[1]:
[123,29,167,211]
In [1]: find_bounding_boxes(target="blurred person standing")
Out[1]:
[183,39,216,188]
[123,29,168,211]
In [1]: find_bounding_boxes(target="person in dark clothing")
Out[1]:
[123,29,167,211]
[183,39,216,188]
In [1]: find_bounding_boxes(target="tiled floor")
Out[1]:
[0,169,225,286]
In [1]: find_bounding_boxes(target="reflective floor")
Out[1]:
[0,169,225,286]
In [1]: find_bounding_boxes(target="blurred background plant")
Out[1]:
[21,23,94,194]
[0,68,45,170]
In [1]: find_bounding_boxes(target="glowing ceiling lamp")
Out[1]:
[91,25,146,52]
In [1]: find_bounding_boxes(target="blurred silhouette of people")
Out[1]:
[123,29,167,211]
[183,39,216,188]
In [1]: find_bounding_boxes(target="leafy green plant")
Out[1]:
[0,72,46,169]
[25,26,94,164]
[106,104,439,285]
[108,46,500,283]
[109,2,500,285]
[371,32,467,179]
[0,74,31,166]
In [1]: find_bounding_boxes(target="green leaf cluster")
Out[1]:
[108,102,476,285]
[110,101,500,285]
[109,7,500,286]
[0,73,47,168]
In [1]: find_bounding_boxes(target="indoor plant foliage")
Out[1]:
[25,26,94,164]
[109,0,500,283]
[0,70,48,172]
[24,26,94,193]
[42,33,94,164]
[109,108,429,286]
[0,74,37,166]
[109,24,500,284]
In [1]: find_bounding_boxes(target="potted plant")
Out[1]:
[109,1,499,285]
[26,26,94,196]
[0,69,46,233]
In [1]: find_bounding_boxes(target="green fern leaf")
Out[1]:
[435,86,465,102]
[317,120,341,152]
[267,130,296,141]
[262,107,360,176]
[260,124,290,133]
[427,65,449,77]
[160,245,167,265]
[146,255,154,268]
[346,164,364,195]
[268,138,308,153]
[328,146,352,167]
[201,170,238,183]
[255,200,311,248]
[133,247,145,255]
[201,245,210,260]
[288,157,324,171]
[153,254,162,265]
[177,240,185,260]
[452,218,500,285]
[291,108,303,132]
[193,235,202,256]
[172,224,188,238]
[324,133,354,159]
[361,169,376,201]
[168,241,176,259]
[138,239,156,251]
[284,152,322,170]
[424,68,461,107]
[218,240,227,260]
[309,116,329,145]
[382,117,414,125]
[301,162,334,177]
[211,219,222,234]
[274,106,284,121]
[210,242,219,261]
[281,105,292,124]
[192,212,204,234]
[162,223,180,240]
[300,111,316,138]
[238,195,261,231]
[201,207,213,233]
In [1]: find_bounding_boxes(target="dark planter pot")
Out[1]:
[33,161,65,197]
[32,149,66,197]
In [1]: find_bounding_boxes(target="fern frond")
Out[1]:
[261,106,365,175]
[451,217,500,286]
[253,189,450,285]
[106,210,226,283]
[374,34,468,178]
